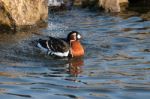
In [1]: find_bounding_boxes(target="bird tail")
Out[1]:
[30,39,40,47]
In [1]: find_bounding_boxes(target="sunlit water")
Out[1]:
[0,9,150,99]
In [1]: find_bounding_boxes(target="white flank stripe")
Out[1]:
[53,51,69,57]
[38,43,69,57]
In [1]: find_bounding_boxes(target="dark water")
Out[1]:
[0,9,150,99]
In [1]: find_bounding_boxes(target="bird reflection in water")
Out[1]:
[68,57,84,77]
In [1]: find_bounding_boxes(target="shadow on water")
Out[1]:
[0,8,150,99]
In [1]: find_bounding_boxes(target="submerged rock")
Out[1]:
[0,0,48,31]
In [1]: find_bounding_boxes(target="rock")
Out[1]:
[99,0,128,12]
[141,12,150,20]
[0,0,48,31]
[74,0,82,6]
[48,0,63,6]
[73,0,128,12]
[48,0,74,11]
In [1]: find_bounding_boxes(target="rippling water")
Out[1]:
[0,9,150,99]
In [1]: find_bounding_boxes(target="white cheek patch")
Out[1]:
[77,34,81,39]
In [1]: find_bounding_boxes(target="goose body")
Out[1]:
[37,31,84,58]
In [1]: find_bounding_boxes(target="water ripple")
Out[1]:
[0,9,150,99]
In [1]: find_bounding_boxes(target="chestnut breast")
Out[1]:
[70,41,84,57]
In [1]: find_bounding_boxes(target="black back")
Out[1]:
[48,37,70,52]
[38,39,47,49]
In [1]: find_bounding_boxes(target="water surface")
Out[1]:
[0,9,150,99]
